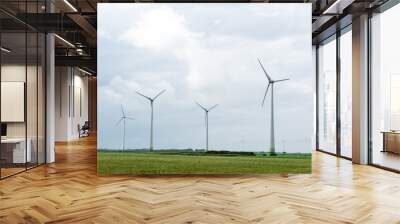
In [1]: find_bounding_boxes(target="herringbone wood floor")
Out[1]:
[1,135,400,224]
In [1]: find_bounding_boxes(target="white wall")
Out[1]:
[55,66,69,141]
[72,73,89,138]
[55,67,89,141]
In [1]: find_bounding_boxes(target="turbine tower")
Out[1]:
[257,58,289,155]
[116,105,134,151]
[196,102,218,152]
[136,89,166,151]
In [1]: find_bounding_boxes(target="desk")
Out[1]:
[382,131,400,154]
[1,138,31,163]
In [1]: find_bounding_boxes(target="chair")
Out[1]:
[79,121,90,138]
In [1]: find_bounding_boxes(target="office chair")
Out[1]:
[79,121,90,138]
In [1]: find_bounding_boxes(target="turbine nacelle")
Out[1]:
[257,58,289,107]
[269,78,290,84]
[196,102,218,113]
[136,89,166,102]
[116,105,134,126]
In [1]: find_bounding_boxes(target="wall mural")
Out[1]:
[98,3,313,174]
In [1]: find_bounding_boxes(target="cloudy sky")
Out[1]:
[98,3,313,153]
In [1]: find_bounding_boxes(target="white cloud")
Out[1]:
[119,6,203,51]
[213,19,222,25]
[98,28,111,39]
[117,5,309,95]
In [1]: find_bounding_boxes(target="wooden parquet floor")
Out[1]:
[1,135,400,224]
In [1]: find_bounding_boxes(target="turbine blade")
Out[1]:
[126,117,135,120]
[261,83,270,107]
[153,89,166,100]
[196,102,207,111]
[275,78,290,83]
[121,105,125,117]
[136,91,152,100]
[116,118,123,126]
[208,104,218,111]
[257,58,272,82]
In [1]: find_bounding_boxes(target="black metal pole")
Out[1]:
[25,0,28,171]
[0,22,2,179]
[336,29,341,157]
[316,44,320,150]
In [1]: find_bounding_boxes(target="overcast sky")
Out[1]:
[98,3,313,153]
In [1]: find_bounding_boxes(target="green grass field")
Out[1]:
[97,151,311,174]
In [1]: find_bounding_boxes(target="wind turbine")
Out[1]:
[136,89,166,151]
[196,102,218,152]
[116,105,134,151]
[257,58,289,155]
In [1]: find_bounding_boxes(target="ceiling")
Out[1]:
[0,0,392,75]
